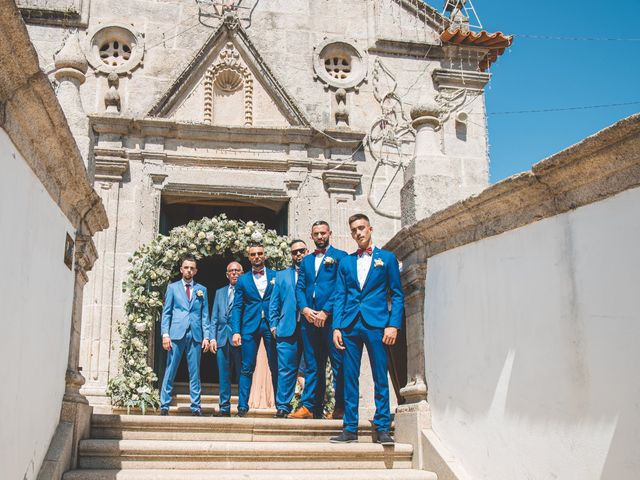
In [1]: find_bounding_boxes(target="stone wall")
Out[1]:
[385,113,640,479]
[0,1,107,477]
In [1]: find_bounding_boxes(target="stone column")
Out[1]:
[53,33,92,179]
[321,167,361,251]
[59,232,99,469]
[394,98,443,468]
[79,152,129,404]
[400,98,445,227]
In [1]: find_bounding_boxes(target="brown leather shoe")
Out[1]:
[327,407,344,420]
[288,406,313,419]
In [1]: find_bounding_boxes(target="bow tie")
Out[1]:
[253,269,264,277]
[295,266,300,273]
[314,248,326,256]
[357,246,373,257]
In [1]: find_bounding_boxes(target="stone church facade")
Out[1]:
[20,0,501,406]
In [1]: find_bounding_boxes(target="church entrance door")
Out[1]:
[155,199,288,406]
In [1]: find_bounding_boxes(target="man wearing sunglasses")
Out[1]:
[291,221,348,419]
[209,261,243,417]
[231,243,278,417]
[269,240,308,418]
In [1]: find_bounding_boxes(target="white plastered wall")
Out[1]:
[0,129,75,480]
[424,187,640,480]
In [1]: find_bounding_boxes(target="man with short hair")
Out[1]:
[209,261,243,417]
[231,243,278,417]
[330,213,404,445]
[291,221,348,419]
[269,239,308,418]
[159,255,211,416]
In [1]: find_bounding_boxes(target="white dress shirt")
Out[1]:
[253,270,267,298]
[314,250,325,274]
[356,246,374,289]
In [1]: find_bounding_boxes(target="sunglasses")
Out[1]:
[248,252,264,257]
[291,248,307,255]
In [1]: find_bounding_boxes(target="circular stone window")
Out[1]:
[313,39,367,91]
[85,23,145,75]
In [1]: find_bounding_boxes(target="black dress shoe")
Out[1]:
[191,410,203,417]
[160,409,168,416]
[329,430,358,443]
[236,409,248,417]
[213,411,231,417]
[273,409,288,418]
[375,431,395,445]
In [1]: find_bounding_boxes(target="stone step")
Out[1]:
[91,414,383,442]
[64,469,437,480]
[78,439,413,470]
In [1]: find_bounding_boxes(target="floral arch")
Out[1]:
[107,214,291,412]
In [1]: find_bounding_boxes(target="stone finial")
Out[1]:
[104,73,121,113]
[410,94,442,130]
[223,11,240,30]
[410,95,441,121]
[54,32,88,82]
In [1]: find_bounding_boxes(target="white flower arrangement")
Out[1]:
[270,278,276,285]
[374,258,385,268]
[107,214,291,413]
[323,256,335,265]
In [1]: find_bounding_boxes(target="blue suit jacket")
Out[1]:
[210,284,234,347]
[231,269,276,335]
[161,280,210,342]
[296,245,348,315]
[333,248,404,330]
[269,267,299,337]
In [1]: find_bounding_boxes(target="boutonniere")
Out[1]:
[373,258,384,268]
[323,256,335,265]
[270,278,276,285]
[196,290,204,298]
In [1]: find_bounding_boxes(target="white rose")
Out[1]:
[189,243,197,250]
[246,221,254,227]
[206,232,215,241]
[251,231,263,242]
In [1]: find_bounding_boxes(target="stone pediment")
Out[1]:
[148,14,309,128]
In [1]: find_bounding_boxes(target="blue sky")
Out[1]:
[440,1,640,183]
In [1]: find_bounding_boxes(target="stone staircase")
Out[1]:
[62,413,438,479]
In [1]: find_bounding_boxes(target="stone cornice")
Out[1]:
[385,113,640,261]
[432,68,491,91]
[0,0,107,236]
[89,115,365,149]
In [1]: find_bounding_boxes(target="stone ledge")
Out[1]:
[385,113,640,261]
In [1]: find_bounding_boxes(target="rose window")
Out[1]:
[324,56,352,80]
[99,40,132,67]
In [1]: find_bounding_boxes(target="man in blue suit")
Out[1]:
[209,261,243,417]
[231,242,277,417]
[330,213,404,445]
[291,221,348,419]
[160,255,211,416]
[269,239,308,418]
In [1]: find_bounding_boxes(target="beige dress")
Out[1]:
[248,339,275,408]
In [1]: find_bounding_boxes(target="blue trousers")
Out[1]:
[342,317,391,433]
[275,324,303,412]
[216,341,241,413]
[160,329,202,412]
[300,318,344,415]
[238,320,277,412]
